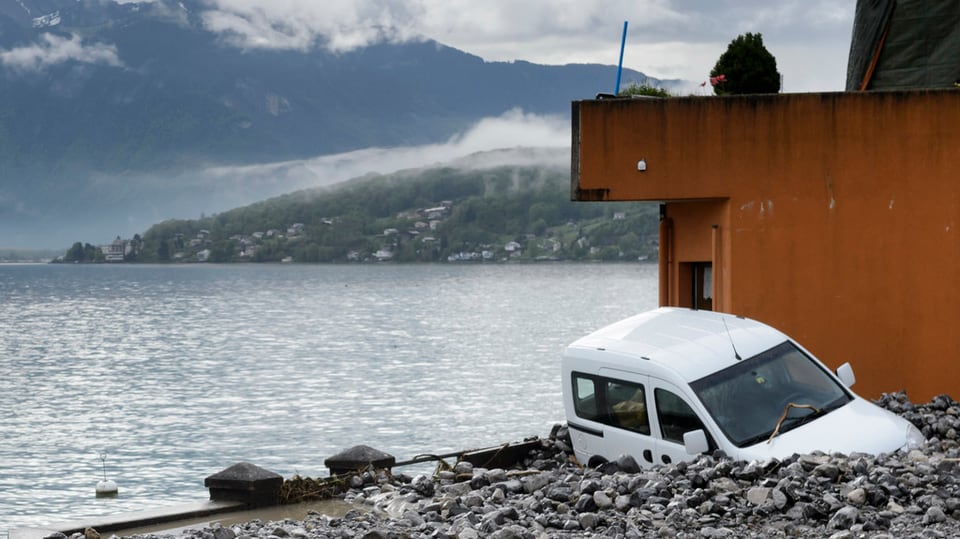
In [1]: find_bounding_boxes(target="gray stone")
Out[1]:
[922,506,947,525]
[746,486,770,505]
[437,470,456,481]
[813,463,841,482]
[828,506,859,530]
[771,488,789,510]
[594,490,614,509]
[574,493,598,512]
[711,477,740,494]
[845,487,866,506]
[578,512,599,530]
[463,493,484,507]
[485,469,508,482]
[886,500,905,514]
[579,478,602,495]
[412,474,435,497]
[441,480,473,497]
[521,472,551,494]
[616,454,641,474]
[212,527,236,539]
[454,461,474,475]
[489,526,524,539]
[501,479,523,493]
[404,509,425,527]
[798,454,830,471]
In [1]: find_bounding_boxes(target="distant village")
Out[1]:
[55,198,656,264]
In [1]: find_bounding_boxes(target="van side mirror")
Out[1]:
[836,362,856,388]
[683,429,709,455]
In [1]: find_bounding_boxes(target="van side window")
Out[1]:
[572,373,651,435]
[654,388,711,447]
[573,374,599,420]
[606,380,650,434]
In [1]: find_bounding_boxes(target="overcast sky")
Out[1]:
[6,1,858,98]
[185,0,854,93]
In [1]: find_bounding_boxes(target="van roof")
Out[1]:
[564,307,789,382]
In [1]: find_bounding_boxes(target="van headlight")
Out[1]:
[904,422,926,449]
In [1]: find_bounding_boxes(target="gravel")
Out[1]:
[85,391,960,539]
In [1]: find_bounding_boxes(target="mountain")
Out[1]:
[0,0,679,248]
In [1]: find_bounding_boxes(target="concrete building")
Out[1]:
[571,89,960,401]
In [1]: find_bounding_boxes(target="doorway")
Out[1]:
[677,261,713,311]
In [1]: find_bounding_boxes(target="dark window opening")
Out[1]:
[692,262,713,311]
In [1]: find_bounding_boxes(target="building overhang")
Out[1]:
[571,89,960,203]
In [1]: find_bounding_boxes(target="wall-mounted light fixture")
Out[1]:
[637,159,647,172]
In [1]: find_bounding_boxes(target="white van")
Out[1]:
[561,307,924,468]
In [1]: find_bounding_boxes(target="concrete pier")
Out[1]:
[9,500,246,539]
[10,462,282,539]
[9,439,541,539]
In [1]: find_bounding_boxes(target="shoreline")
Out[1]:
[19,391,960,539]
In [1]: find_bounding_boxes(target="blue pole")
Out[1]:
[615,21,628,95]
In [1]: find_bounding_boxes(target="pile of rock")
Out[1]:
[120,391,959,539]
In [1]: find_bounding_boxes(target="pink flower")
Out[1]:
[709,74,727,86]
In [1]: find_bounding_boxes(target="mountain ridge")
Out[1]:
[0,0,680,248]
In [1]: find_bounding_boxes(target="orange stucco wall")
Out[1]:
[573,90,960,401]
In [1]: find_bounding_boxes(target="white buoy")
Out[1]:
[95,452,118,498]
[95,479,118,498]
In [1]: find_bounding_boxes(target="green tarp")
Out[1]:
[846,0,960,91]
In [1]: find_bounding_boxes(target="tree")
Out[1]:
[83,243,102,262]
[710,33,781,95]
[65,242,84,262]
[157,240,170,261]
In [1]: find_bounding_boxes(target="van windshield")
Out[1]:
[689,341,852,447]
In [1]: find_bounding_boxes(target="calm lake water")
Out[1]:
[0,263,656,533]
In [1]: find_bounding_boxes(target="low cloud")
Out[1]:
[0,33,123,72]
[90,109,569,240]
[196,108,569,201]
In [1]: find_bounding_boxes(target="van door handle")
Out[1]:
[642,449,653,463]
[661,454,672,464]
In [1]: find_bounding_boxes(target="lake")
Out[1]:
[0,262,657,533]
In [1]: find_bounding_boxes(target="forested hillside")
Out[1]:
[125,164,659,263]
